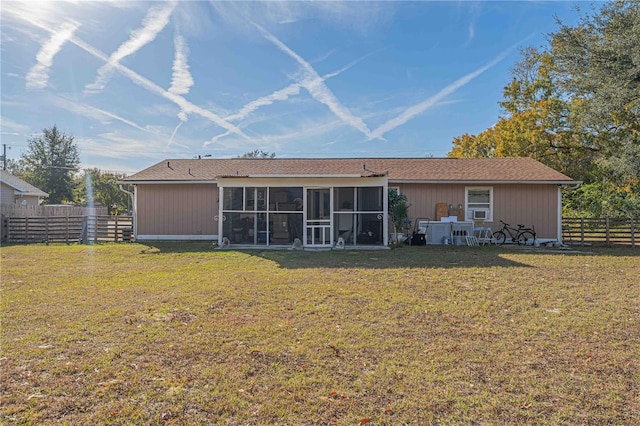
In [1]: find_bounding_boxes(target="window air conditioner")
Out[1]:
[473,210,488,220]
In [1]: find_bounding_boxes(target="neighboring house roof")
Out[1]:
[0,170,49,197]
[122,157,578,184]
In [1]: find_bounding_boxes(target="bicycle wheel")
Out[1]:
[493,230,506,245]
[517,231,536,246]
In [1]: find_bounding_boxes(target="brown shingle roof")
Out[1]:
[123,157,577,183]
[0,170,49,197]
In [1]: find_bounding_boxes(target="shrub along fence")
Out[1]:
[2,215,133,244]
[562,217,637,247]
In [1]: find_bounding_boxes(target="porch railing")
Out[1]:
[306,220,331,245]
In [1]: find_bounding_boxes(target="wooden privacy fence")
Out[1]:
[0,204,108,218]
[2,215,133,244]
[562,217,637,247]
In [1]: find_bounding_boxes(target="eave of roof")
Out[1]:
[389,179,582,185]
[117,180,215,185]
[0,171,49,197]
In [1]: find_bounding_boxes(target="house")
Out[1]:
[0,170,48,206]
[121,157,579,247]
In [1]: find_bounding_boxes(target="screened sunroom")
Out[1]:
[217,176,388,248]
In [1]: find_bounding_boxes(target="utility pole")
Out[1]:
[0,144,9,170]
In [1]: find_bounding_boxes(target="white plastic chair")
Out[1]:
[474,225,494,246]
[465,235,480,246]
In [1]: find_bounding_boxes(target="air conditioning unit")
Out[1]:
[473,209,488,220]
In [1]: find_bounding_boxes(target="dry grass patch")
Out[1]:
[1,243,639,424]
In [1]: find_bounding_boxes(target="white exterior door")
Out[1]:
[305,188,332,247]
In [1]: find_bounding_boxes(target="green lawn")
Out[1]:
[1,243,639,425]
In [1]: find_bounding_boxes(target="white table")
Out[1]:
[450,221,474,245]
[425,221,474,245]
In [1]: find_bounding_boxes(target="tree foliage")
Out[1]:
[20,126,80,204]
[449,48,598,183]
[449,1,640,217]
[4,158,25,177]
[75,168,131,214]
[238,150,276,159]
[388,188,411,246]
[551,1,640,142]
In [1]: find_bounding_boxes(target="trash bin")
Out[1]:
[122,227,132,242]
[452,230,467,246]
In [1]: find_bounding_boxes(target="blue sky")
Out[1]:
[1,1,590,174]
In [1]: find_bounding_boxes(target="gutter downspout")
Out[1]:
[383,184,389,246]
[118,184,136,239]
[218,186,224,246]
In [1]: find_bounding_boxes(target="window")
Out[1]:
[221,186,303,246]
[223,187,244,210]
[465,187,493,222]
[269,187,303,211]
[334,187,354,211]
[357,187,383,211]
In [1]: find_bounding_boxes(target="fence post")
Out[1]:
[631,217,635,248]
[65,216,69,243]
[81,216,87,244]
[115,215,119,242]
[580,218,585,246]
[45,216,49,241]
[605,216,610,246]
[25,217,29,242]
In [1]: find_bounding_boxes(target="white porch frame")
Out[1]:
[216,176,388,248]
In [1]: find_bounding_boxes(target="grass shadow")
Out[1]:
[248,245,542,269]
[136,242,527,269]
[133,241,636,269]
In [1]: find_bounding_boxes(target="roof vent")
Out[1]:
[362,163,386,176]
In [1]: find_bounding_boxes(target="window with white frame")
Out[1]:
[465,187,493,222]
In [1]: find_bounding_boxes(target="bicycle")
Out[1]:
[493,220,536,246]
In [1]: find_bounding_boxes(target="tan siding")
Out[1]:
[399,183,466,222]
[399,183,559,239]
[493,184,558,239]
[135,182,559,239]
[1,182,16,205]
[137,184,218,235]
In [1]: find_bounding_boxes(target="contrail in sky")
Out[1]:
[224,83,303,123]
[251,22,372,138]
[203,130,233,148]
[26,21,79,89]
[75,37,250,139]
[16,15,251,140]
[168,120,185,146]
[168,30,195,146]
[223,49,379,124]
[51,96,151,133]
[369,40,527,140]
[168,31,194,96]
[85,1,176,93]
